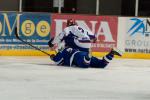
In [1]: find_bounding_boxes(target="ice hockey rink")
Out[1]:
[0,56,150,100]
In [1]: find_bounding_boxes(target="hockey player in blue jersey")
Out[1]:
[49,47,122,68]
[49,19,96,53]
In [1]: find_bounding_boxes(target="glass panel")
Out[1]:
[139,0,150,16]
[121,0,135,16]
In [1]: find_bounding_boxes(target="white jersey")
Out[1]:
[52,25,96,51]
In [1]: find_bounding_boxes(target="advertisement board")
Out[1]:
[0,12,51,56]
[124,17,150,54]
[51,14,118,52]
[18,13,51,48]
[0,13,17,50]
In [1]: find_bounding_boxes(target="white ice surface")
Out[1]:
[0,56,150,100]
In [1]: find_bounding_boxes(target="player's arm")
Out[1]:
[86,30,97,43]
[53,32,65,44]
[48,32,65,48]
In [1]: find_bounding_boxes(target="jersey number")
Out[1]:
[78,27,84,33]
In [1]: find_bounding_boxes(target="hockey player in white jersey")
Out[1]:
[49,19,96,53]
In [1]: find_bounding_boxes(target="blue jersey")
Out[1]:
[51,47,110,68]
[52,48,80,66]
[52,47,91,67]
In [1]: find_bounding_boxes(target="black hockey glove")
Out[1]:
[48,37,54,48]
[50,54,56,60]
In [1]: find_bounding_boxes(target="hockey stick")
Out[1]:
[15,32,52,56]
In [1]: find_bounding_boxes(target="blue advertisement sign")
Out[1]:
[19,13,51,45]
[0,12,51,51]
[0,13,17,43]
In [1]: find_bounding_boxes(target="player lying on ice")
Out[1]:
[48,46,122,68]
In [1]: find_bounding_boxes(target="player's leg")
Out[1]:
[90,57,108,68]
[72,51,91,68]
[103,48,123,63]
[90,48,123,68]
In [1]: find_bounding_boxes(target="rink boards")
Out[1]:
[0,12,149,59]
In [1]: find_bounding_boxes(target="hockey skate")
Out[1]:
[110,48,123,57]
